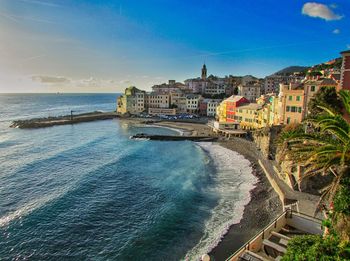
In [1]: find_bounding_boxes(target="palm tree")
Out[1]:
[279,90,350,203]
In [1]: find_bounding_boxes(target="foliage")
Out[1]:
[308,87,342,116]
[278,90,350,202]
[307,71,323,77]
[281,235,350,261]
[233,86,238,95]
[333,177,350,216]
[201,93,227,99]
[278,90,350,260]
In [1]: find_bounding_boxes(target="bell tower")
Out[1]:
[201,64,207,80]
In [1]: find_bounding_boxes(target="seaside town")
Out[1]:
[115,50,350,260]
[2,1,350,260]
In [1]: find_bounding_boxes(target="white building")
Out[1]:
[207,100,220,117]
[238,83,261,102]
[186,94,201,114]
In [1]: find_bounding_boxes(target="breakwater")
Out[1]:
[130,133,218,142]
[10,111,118,129]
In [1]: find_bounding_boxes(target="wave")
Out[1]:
[135,124,185,136]
[0,138,145,228]
[185,142,258,260]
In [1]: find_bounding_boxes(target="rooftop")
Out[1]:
[237,103,262,110]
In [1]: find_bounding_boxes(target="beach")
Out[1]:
[127,119,283,260]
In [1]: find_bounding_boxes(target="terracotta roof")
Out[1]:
[319,78,337,85]
[225,95,246,102]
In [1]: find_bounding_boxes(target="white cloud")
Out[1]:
[302,2,343,21]
[32,75,71,83]
[333,29,340,34]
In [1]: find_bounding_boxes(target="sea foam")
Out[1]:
[185,142,258,260]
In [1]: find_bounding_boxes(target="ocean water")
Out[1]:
[0,94,257,260]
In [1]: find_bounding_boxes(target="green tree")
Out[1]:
[279,90,350,259]
[308,86,342,116]
[279,90,350,200]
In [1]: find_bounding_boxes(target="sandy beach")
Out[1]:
[123,119,283,260]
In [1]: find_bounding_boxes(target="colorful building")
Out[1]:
[234,103,262,129]
[117,86,145,115]
[216,95,249,122]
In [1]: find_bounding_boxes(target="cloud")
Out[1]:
[32,75,71,83]
[119,79,131,84]
[347,44,350,49]
[18,0,60,7]
[333,29,340,34]
[302,2,343,21]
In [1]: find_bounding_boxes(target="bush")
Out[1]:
[333,178,350,216]
[281,235,350,261]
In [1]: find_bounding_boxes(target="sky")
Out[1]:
[0,0,350,93]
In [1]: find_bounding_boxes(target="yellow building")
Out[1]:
[216,100,227,122]
[117,86,145,115]
[278,83,305,124]
[234,103,262,129]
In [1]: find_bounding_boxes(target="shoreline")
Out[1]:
[128,120,283,260]
[209,139,282,261]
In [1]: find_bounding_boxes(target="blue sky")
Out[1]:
[0,0,349,92]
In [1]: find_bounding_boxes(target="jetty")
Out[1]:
[10,111,118,129]
[130,133,218,142]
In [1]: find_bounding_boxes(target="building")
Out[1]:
[170,92,187,113]
[151,80,190,94]
[145,93,170,109]
[185,94,201,114]
[207,100,221,117]
[264,75,303,94]
[278,83,306,124]
[234,103,262,129]
[340,50,350,90]
[201,64,207,80]
[117,86,145,115]
[184,78,207,93]
[204,80,226,95]
[238,83,261,102]
[216,95,249,122]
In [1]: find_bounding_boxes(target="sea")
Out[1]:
[0,93,257,260]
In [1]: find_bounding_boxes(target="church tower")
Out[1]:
[201,64,207,80]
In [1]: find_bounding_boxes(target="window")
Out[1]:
[289,96,292,101]
[286,106,290,112]
[296,96,301,101]
[311,86,316,92]
[298,107,302,113]
[291,106,297,113]
[287,117,291,124]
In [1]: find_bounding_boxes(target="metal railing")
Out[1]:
[224,209,323,261]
